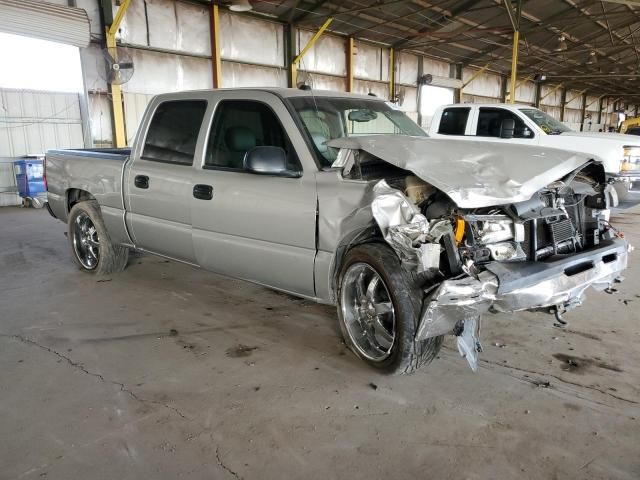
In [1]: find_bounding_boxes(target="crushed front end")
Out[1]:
[370,161,629,370]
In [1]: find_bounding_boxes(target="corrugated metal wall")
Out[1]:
[0,89,84,156]
[66,0,638,146]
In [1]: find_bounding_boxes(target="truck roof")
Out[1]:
[154,87,383,102]
[440,103,538,109]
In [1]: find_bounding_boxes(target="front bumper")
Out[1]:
[415,238,628,341]
[617,171,640,182]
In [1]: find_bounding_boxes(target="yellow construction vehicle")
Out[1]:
[619,117,640,134]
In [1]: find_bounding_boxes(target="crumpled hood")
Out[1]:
[327,135,597,208]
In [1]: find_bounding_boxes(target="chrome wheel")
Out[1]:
[340,263,396,362]
[72,212,100,270]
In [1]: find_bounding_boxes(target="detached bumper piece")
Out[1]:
[416,238,628,370]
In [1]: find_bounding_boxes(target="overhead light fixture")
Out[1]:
[586,50,597,65]
[554,35,568,52]
[534,73,547,82]
[229,0,252,12]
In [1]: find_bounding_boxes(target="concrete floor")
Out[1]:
[1,205,639,480]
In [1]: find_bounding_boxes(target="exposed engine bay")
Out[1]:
[333,141,629,371]
[390,161,617,270]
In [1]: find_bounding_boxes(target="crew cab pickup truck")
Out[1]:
[45,88,628,374]
[428,103,640,198]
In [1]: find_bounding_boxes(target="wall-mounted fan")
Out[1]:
[296,71,314,90]
[100,46,135,85]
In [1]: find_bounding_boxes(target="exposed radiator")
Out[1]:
[548,218,575,245]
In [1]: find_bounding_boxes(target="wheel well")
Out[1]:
[330,229,385,302]
[67,189,95,213]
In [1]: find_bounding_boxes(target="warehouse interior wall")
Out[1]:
[0,32,85,157]
[2,0,638,151]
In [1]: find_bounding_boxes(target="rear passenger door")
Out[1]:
[125,97,208,263]
[190,93,317,297]
[432,107,473,138]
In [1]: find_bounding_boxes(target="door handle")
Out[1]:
[134,175,149,189]
[193,184,213,200]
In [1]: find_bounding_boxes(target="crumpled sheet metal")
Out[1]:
[456,316,482,372]
[327,136,597,209]
[371,180,449,272]
[416,271,499,341]
[416,240,629,342]
[490,249,628,313]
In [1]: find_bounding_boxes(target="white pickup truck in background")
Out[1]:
[428,104,640,199]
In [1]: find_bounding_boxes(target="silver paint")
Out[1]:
[327,135,597,208]
[46,88,629,364]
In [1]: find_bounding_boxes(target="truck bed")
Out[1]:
[47,147,131,160]
[46,147,130,224]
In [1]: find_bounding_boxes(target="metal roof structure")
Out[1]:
[241,0,640,96]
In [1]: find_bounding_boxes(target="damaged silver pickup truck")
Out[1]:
[45,88,629,374]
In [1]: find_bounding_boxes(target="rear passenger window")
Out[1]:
[205,100,300,171]
[142,100,207,165]
[438,108,469,135]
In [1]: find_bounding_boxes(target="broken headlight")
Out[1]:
[476,219,514,244]
[487,241,527,262]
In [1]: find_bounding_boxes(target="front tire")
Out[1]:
[68,200,128,275]
[614,181,631,202]
[337,243,443,375]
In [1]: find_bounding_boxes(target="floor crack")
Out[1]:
[4,334,190,420]
[479,357,639,406]
[216,446,242,480]
[441,346,639,406]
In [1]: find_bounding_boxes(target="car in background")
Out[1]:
[429,104,640,199]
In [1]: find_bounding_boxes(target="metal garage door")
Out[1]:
[0,0,90,48]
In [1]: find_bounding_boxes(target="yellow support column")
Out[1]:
[210,4,222,88]
[105,0,131,148]
[508,30,519,104]
[291,18,333,87]
[461,64,490,91]
[539,83,563,103]
[346,37,354,92]
[106,35,126,148]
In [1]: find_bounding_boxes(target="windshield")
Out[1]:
[519,108,572,135]
[288,96,427,167]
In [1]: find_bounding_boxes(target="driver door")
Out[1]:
[190,93,317,297]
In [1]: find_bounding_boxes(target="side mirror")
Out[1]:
[500,119,515,139]
[244,146,300,177]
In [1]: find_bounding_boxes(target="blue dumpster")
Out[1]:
[14,157,46,198]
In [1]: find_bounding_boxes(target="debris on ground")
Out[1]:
[532,380,551,388]
[226,344,258,358]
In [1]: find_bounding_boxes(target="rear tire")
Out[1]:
[68,200,128,275]
[337,243,443,375]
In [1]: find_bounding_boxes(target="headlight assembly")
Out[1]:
[487,241,527,262]
[476,219,514,244]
